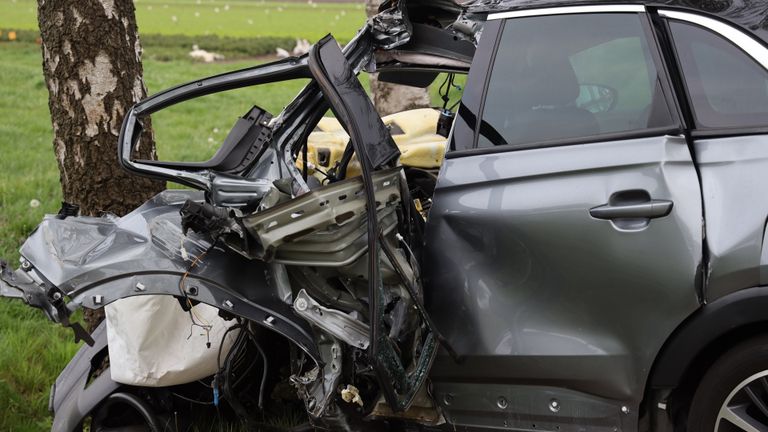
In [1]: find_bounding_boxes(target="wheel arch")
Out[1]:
[645,286,768,424]
[649,286,768,390]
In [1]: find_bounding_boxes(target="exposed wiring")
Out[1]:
[171,392,214,406]
[216,323,243,374]
[244,324,269,410]
[395,233,418,264]
[178,246,214,347]
[439,73,462,112]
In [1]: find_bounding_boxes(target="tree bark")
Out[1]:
[37,0,165,328]
[365,0,431,116]
[38,0,164,217]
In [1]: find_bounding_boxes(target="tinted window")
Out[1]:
[669,21,768,129]
[478,13,673,149]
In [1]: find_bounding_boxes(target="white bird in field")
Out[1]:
[189,45,225,63]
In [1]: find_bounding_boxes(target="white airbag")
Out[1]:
[106,295,237,387]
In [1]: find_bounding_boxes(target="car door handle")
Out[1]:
[589,200,674,220]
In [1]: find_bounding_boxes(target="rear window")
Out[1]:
[478,13,674,149]
[669,20,768,129]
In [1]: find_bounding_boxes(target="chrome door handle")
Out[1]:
[589,200,673,220]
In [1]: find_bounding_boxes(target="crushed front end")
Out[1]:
[0,1,479,429]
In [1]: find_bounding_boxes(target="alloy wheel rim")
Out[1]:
[715,370,768,431]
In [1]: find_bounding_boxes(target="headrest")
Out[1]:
[514,53,580,109]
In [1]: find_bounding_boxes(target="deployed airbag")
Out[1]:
[106,295,238,387]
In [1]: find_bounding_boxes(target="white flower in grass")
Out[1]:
[247,19,254,25]
[224,4,230,11]
[214,7,220,13]
[213,128,220,134]
[171,15,178,22]
[208,137,215,144]
[195,11,200,17]
[29,199,40,208]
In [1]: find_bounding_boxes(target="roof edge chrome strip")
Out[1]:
[488,4,645,20]
[658,9,768,71]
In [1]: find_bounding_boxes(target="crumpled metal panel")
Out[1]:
[15,190,321,362]
[21,191,202,290]
[240,169,402,265]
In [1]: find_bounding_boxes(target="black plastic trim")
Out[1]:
[446,126,682,159]
[472,19,505,150]
[690,127,768,139]
[650,286,768,388]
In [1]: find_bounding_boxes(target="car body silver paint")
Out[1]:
[18,190,321,362]
[424,135,702,424]
[692,136,768,301]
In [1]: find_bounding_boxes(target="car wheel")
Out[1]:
[688,335,768,431]
[90,392,164,432]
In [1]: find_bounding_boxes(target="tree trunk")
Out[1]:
[38,0,163,216]
[37,0,165,328]
[365,0,431,116]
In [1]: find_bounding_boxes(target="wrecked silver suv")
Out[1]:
[7,0,768,431]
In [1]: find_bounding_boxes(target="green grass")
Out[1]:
[0,0,366,40]
[0,43,79,430]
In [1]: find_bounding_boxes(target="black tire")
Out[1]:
[688,334,768,431]
[91,392,163,432]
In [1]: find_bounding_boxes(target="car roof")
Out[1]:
[461,0,768,44]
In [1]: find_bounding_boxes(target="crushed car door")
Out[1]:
[422,7,704,430]
[307,35,440,412]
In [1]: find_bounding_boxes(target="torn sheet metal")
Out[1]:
[237,169,403,265]
[10,190,321,363]
[293,289,370,349]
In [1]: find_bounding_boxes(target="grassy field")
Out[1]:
[0,1,465,427]
[0,0,366,40]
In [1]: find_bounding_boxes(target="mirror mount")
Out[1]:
[135,106,273,175]
[117,57,312,191]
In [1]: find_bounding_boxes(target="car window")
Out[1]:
[669,20,768,129]
[478,13,673,149]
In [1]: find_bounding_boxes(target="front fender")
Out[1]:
[50,322,121,432]
[8,190,320,363]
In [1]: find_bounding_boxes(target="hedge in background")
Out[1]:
[0,29,310,61]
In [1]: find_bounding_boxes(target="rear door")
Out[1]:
[423,6,704,429]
